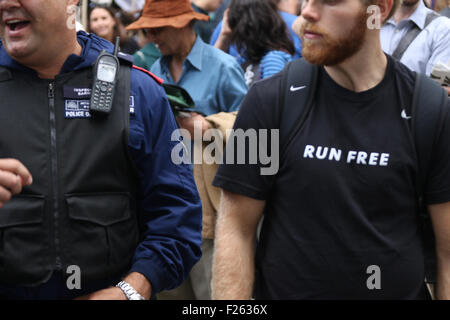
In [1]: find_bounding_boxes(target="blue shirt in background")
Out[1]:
[151,36,248,116]
[380,0,450,76]
[260,50,293,79]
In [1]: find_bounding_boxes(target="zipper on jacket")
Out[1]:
[48,82,62,270]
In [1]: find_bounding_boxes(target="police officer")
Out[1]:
[0,0,202,299]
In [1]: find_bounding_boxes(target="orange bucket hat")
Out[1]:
[126,0,209,30]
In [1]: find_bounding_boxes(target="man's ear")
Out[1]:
[377,0,395,23]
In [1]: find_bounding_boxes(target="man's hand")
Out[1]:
[74,272,152,300]
[292,15,301,36]
[176,112,211,138]
[74,286,127,300]
[214,9,232,52]
[0,158,33,208]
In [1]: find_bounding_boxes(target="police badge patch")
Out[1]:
[64,100,92,118]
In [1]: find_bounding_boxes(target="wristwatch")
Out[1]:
[116,280,146,300]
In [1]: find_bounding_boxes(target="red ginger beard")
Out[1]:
[298,8,369,66]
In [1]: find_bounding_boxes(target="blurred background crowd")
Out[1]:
[78,0,304,74]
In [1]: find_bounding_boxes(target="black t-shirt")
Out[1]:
[213,55,450,299]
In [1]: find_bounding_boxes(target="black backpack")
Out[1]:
[278,58,449,283]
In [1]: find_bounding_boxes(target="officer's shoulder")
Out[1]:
[117,51,163,86]
[131,64,164,86]
[117,51,134,66]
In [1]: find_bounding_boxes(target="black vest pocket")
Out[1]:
[64,193,139,282]
[0,195,48,286]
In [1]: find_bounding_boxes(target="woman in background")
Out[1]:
[89,5,140,55]
[214,0,295,86]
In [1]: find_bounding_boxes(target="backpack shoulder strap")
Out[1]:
[392,12,440,61]
[412,72,448,284]
[279,58,319,158]
[412,72,448,197]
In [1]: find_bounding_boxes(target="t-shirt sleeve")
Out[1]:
[212,74,282,200]
[425,98,450,204]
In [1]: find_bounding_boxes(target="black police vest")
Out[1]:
[0,61,139,287]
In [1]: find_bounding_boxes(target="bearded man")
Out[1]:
[211,0,450,299]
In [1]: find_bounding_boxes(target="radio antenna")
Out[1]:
[113,37,120,56]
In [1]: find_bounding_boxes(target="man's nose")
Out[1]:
[0,0,21,11]
[301,0,321,22]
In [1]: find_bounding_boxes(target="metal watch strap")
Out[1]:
[116,280,145,300]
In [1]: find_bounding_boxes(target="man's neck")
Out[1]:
[169,30,197,83]
[171,30,197,66]
[394,1,420,23]
[324,36,387,93]
[30,37,82,79]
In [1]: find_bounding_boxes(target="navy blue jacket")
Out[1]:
[0,32,202,295]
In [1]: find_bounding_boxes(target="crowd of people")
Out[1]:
[0,0,449,300]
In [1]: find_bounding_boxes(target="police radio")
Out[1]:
[90,37,120,114]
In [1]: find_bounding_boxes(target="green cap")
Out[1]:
[162,83,195,115]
